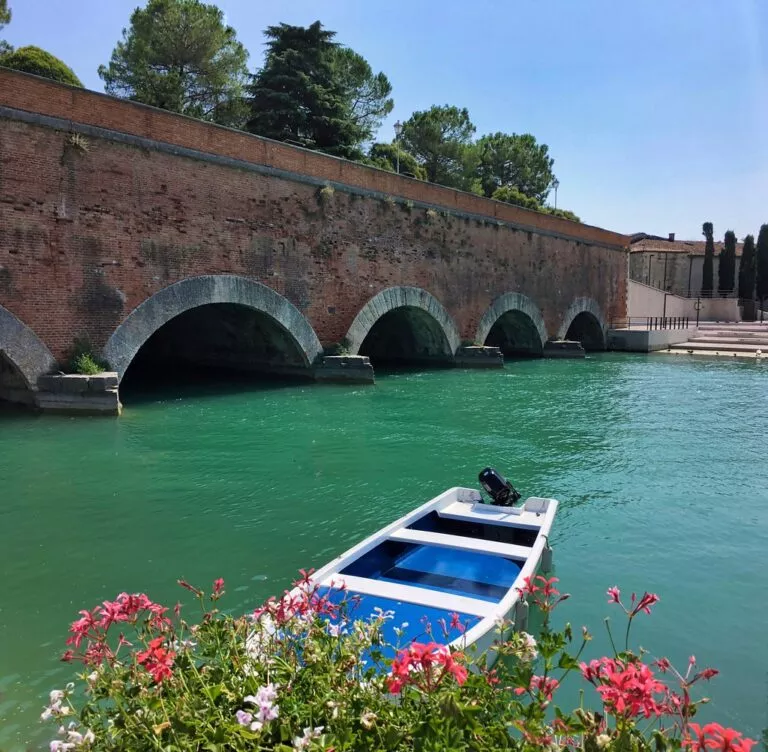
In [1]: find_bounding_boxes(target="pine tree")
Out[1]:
[756,224,768,311]
[718,230,736,296]
[701,222,715,296]
[738,234,756,301]
[246,21,365,160]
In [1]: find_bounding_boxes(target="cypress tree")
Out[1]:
[756,224,768,312]
[701,222,715,296]
[738,234,756,301]
[246,21,365,160]
[718,230,736,296]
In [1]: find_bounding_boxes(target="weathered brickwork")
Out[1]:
[0,68,629,369]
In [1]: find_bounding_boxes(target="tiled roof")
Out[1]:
[630,238,743,256]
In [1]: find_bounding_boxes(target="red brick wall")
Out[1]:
[0,68,628,362]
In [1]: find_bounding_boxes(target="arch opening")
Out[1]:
[484,311,544,358]
[0,351,36,408]
[565,312,605,351]
[120,303,314,399]
[358,306,454,368]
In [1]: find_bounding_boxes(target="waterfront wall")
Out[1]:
[628,281,740,322]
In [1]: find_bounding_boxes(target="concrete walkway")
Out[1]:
[665,322,768,358]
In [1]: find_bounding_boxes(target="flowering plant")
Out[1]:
[41,572,756,751]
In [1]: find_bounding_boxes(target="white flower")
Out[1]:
[360,711,377,729]
[49,690,65,704]
[371,607,395,622]
[49,742,75,752]
[520,632,538,662]
[171,638,197,652]
[293,725,324,751]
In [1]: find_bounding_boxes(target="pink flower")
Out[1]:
[629,591,660,617]
[213,578,225,596]
[136,637,175,683]
[607,586,621,604]
[386,642,468,694]
[684,723,757,752]
[585,656,669,719]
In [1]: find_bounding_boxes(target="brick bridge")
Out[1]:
[0,68,629,409]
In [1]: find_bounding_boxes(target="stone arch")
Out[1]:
[556,297,607,351]
[475,293,547,356]
[103,275,324,380]
[0,304,57,404]
[345,287,461,362]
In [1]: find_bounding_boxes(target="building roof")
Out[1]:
[630,237,743,256]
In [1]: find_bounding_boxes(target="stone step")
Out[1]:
[689,335,768,345]
[670,341,765,353]
[697,324,768,332]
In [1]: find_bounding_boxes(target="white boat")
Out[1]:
[299,469,558,664]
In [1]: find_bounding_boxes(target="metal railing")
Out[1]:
[609,317,690,330]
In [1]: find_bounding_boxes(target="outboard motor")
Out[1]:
[478,467,521,507]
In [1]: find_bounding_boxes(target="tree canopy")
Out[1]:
[98,0,250,127]
[0,0,12,55]
[246,21,365,160]
[492,185,581,222]
[398,105,477,190]
[718,230,736,296]
[329,46,393,145]
[476,132,555,201]
[0,45,82,86]
[701,222,715,296]
[756,224,768,303]
[738,234,756,301]
[367,143,426,180]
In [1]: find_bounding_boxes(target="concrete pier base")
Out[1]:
[36,373,122,416]
[543,340,585,359]
[455,346,504,368]
[315,355,375,384]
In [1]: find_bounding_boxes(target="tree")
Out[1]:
[247,21,365,160]
[98,0,250,127]
[398,105,477,190]
[476,132,555,201]
[0,46,82,86]
[329,46,393,144]
[718,230,736,296]
[738,234,756,301]
[702,222,715,296]
[0,0,12,55]
[492,185,581,222]
[367,143,426,179]
[756,224,768,310]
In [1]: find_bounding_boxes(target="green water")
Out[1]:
[1,354,767,749]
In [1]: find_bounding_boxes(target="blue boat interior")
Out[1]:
[340,540,523,602]
[318,586,481,661]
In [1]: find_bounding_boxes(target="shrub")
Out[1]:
[0,45,83,87]
[40,571,755,751]
[65,338,107,375]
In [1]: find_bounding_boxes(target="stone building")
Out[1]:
[629,233,743,297]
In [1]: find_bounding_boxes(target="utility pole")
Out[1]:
[394,120,402,175]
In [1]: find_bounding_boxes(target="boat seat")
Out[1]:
[321,573,495,618]
[388,528,531,561]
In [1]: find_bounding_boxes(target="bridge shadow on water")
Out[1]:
[118,364,314,407]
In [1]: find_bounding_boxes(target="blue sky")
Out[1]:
[4,0,767,240]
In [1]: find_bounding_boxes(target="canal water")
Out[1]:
[0,353,766,749]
